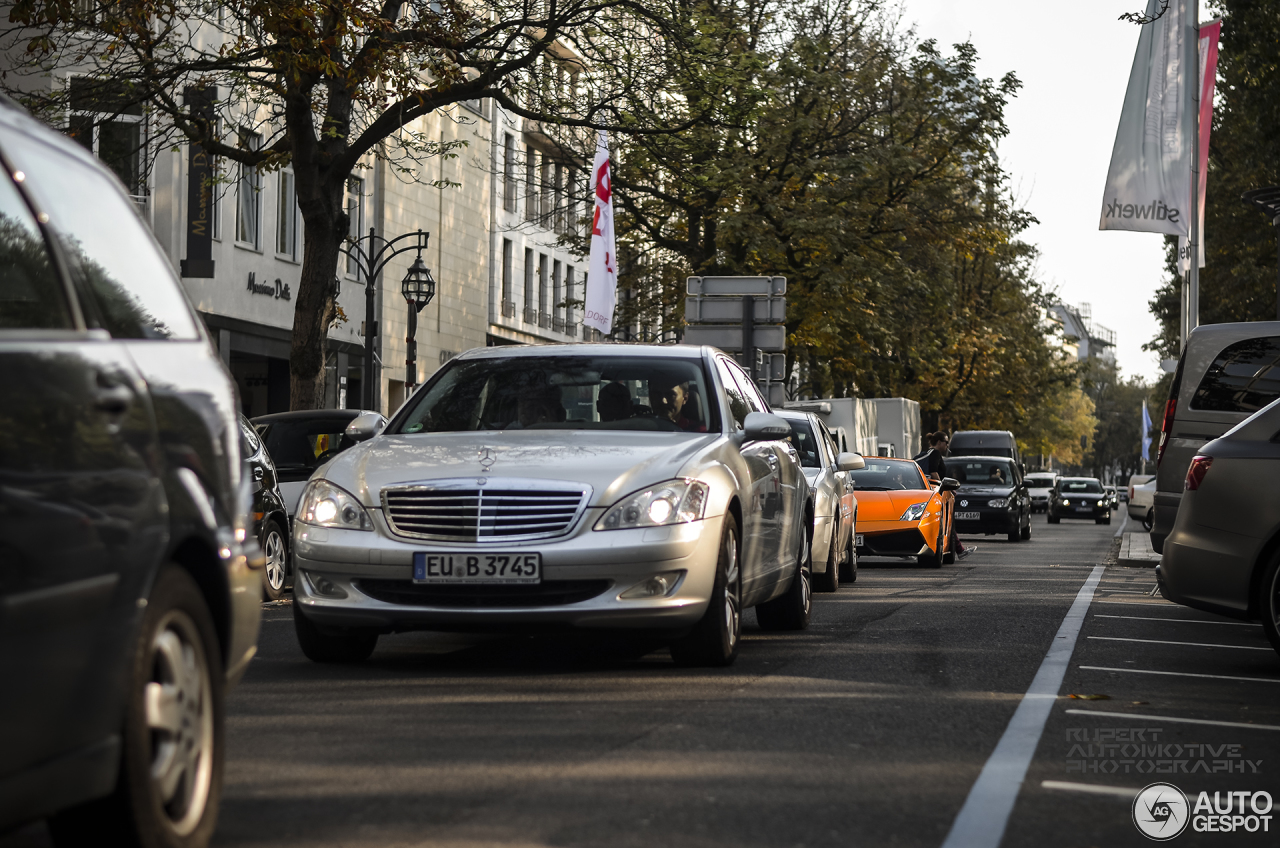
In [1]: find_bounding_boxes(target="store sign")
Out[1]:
[180,86,216,278]
[247,272,292,301]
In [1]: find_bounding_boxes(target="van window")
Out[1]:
[0,167,70,329]
[1190,337,1280,414]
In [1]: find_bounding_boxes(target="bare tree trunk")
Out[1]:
[290,217,342,410]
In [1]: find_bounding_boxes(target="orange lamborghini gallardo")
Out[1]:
[850,457,959,568]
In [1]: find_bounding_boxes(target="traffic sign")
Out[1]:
[682,324,786,352]
[686,276,786,297]
[685,296,786,324]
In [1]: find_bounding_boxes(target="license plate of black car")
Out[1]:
[1075,506,1093,512]
[955,511,980,520]
[413,552,541,584]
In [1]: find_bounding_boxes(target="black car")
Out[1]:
[944,455,1032,541]
[251,409,385,520]
[0,99,260,845]
[1048,477,1113,524]
[239,415,292,600]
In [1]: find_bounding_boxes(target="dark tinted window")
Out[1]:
[945,458,1016,485]
[261,419,353,470]
[0,168,70,329]
[715,358,748,431]
[1058,479,1103,494]
[1191,336,1280,413]
[784,418,822,468]
[3,132,198,340]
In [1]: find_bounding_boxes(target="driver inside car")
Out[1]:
[651,375,706,432]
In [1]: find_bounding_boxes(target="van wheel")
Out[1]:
[50,567,223,848]
[1258,552,1280,660]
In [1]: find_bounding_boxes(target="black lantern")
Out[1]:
[401,251,436,391]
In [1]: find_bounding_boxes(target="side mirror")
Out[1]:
[344,411,387,443]
[940,477,960,492]
[743,411,791,443]
[836,452,865,471]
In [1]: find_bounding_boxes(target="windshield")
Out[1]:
[393,355,719,434]
[1060,479,1103,494]
[783,418,822,468]
[261,419,355,471]
[945,459,1016,486]
[849,459,926,491]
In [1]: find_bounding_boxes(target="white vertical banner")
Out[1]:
[583,130,617,335]
[1178,19,1221,274]
[1099,0,1196,236]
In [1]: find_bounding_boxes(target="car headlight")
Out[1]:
[900,502,928,522]
[595,479,709,531]
[1060,498,1070,506]
[1095,499,1105,507]
[988,498,1008,508]
[297,479,372,531]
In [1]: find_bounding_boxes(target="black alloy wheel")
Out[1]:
[671,514,742,666]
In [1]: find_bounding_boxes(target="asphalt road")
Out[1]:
[8,513,1280,847]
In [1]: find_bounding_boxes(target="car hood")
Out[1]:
[851,489,934,519]
[320,430,720,507]
[956,485,1014,496]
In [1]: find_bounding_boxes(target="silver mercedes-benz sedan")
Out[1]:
[291,344,813,666]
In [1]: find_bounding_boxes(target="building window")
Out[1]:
[345,176,364,275]
[552,260,563,331]
[276,170,298,260]
[553,164,565,234]
[503,134,517,213]
[538,253,549,328]
[523,247,535,323]
[565,266,576,337]
[540,159,552,228]
[67,77,146,212]
[524,145,538,223]
[234,129,261,248]
[501,238,514,318]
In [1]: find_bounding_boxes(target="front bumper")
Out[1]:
[953,509,1017,534]
[1050,504,1109,520]
[292,511,725,632]
[856,521,931,557]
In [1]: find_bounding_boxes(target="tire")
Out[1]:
[50,567,223,848]
[814,528,839,593]
[839,528,857,584]
[260,520,288,601]
[1048,514,1060,524]
[293,602,378,663]
[671,515,742,666]
[1007,523,1020,542]
[917,525,944,568]
[756,524,812,631]
[1020,521,1032,541]
[1256,552,1280,660]
[1143,507,1154,532]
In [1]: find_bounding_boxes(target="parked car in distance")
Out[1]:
[777,409,863,591]
[0,99,261,846]
[1048,477,1112,525]
[1129,478,1157,530]
[944,456,1032,541]
[252,409,387,516]
[291,345,813,667]
[240,415,292,600]
[1024,472,1059,513]
[1157,396,1280,658]
[948,430,1023,469]
[848,457,958,567]
[1151,321,1280,553]
[1104,486,1119,510]
[1126,473,1154,506]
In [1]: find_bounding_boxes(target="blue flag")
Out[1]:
[1141,400,1153,461]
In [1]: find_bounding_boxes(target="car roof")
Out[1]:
[456,343,715,361]
[860,456,920,465]
[251,409,366,424]
[945,455,1015,462]
[951,430,1015,438]
[1060,477,1101,483]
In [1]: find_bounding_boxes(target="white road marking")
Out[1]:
[1092,600,1177,607]
[1079,665,1280,684]
[940,566,1104,848]
[1112,513,1130,537]
[1086,635,1272,651]
[1041,779,1138,799]
[1093,614,1260,627]
[1064,709,1280,732]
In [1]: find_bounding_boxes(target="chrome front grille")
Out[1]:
[381,478,590,542]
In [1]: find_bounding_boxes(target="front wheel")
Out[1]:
[1257,552,1280,660]
[814,528,839,593]
[1143,508,1154,532]
[671,515,742,666]
[293,602,378,663]
[839,531,858,583]
[51,567,223,848]
[260,519,288,601]
[917,525,944,568]
[757,526,812,631]
[1020,521,1032,541]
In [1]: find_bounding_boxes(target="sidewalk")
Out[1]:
[1117,530,1162,568]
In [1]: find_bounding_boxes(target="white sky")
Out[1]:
[901,0,1176,381]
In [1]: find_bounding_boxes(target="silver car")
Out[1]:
[290,344,813,666]
[775,409,863,591]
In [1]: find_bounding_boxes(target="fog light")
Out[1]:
[304,571,348,599]
[619,570,685,599]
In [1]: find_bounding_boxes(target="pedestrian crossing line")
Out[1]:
[1093,614,1260,627]
[1040,779,1138,799]
[1063,709,1280,732]
[1086,635,1272,651]
[1079,665,1280,684]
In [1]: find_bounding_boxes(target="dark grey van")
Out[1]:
[1151,322,1280,553]
[948,430,1022,469]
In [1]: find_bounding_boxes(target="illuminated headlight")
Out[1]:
[988,498,1008,508]
[900,502,928,522]
[596,479,709,531]
[297,480,372,531]
[1095,499,1105,507]
[1060,498,1070,506]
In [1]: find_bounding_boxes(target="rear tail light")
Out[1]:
[1156,398,1177,466]
[1185,455,1213,491]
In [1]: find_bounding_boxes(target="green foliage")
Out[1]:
[1148,0,1280,356]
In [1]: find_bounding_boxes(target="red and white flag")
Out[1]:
[583,131,617,335]
[1178,19,1221,274]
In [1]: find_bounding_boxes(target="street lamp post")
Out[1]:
[338,228,433,410]
[400,253,436,391]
